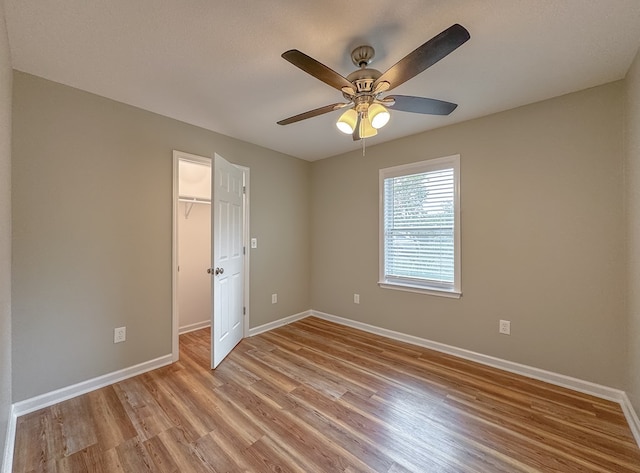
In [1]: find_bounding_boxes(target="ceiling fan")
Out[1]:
[277,24,470,141]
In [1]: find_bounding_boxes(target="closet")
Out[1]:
[177,158,211,334]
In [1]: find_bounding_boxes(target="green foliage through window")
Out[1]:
[380,156,460,295]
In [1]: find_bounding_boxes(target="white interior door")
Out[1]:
[211,154,244,368]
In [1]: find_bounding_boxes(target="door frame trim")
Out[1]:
[171,150,250,362]
[237,164,251,337]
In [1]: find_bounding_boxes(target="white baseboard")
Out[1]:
[248,310,311,337]
[12,354,173,419]
[621,392,640,447]
[2,404,16,473]
[309,310,640,446]
[179,320,211,335]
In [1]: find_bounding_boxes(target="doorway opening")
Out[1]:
[171,150,250,366]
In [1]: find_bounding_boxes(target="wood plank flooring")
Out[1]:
[13,316,640,472]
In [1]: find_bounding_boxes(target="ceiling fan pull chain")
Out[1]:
[362,136,366,156]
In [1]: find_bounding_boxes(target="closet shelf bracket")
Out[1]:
[179,197,211,219]
[185,202,194,219]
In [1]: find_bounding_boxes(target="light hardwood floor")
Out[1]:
[13,316,640,472]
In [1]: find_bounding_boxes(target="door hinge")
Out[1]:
[243,246,246,255]
[243,186,246,194]
[243,307,246,315]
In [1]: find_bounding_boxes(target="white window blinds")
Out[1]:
[379,156,461,297]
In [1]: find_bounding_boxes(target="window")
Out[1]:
[379,155,461,298]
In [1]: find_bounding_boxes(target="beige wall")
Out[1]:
[311,82,626,388]
[0,0,11,466]
[177,201,211,331]
[12,71,311,402]
[9,62,636,410]
[626,47,640,413]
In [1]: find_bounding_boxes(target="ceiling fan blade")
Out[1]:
[385,95,458,115]
[352,114,362,141]
[282,50,353,92]
[277,103,347,125]
[375,24,470,91]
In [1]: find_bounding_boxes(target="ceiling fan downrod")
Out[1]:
[350,45,375,68]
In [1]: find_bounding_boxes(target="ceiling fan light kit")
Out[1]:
[277,23,471,143]
[358,113,378,139]
[336,108,358,134]
[369,103,391,129]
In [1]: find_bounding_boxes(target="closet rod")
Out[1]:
[178,197,211,204]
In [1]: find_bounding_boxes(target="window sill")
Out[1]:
[378,281,462,299]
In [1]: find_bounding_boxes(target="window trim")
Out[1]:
[378,155,461,298]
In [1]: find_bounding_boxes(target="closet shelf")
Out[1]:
[179,197,211,219]
[178,197,211,204]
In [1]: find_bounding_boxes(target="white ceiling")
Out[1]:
[5,1,640,161]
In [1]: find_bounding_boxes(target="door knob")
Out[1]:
[215,267,224,275]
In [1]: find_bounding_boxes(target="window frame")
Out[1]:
[378,155,461,299]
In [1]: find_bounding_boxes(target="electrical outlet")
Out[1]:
[251,238,258,249]
[354,293,360,304]
[499,320,511,335]
[272,293,278,304]
[114,326,126,343]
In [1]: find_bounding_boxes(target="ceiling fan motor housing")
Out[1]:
[347,45,381,95]
[346,68,382,94]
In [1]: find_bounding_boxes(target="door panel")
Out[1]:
[212,154,244,368]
